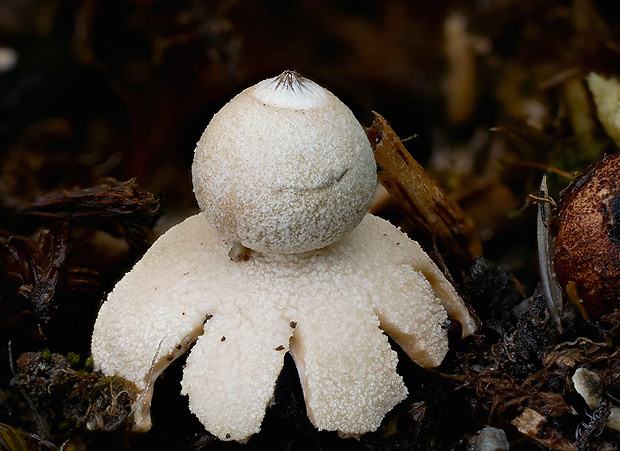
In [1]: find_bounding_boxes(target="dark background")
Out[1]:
[2,1,620,449]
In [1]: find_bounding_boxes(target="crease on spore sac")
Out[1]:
[276,168,351,192]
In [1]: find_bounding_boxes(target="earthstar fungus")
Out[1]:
[91,71,477,442]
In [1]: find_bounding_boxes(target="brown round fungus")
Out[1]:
[554,153,620,318]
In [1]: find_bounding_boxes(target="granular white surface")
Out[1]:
[192,72,377,254]
[91,213,475,441]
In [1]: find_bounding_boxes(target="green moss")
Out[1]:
[66,352,80,365]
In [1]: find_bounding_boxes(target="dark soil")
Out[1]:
[2,1,620,449]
